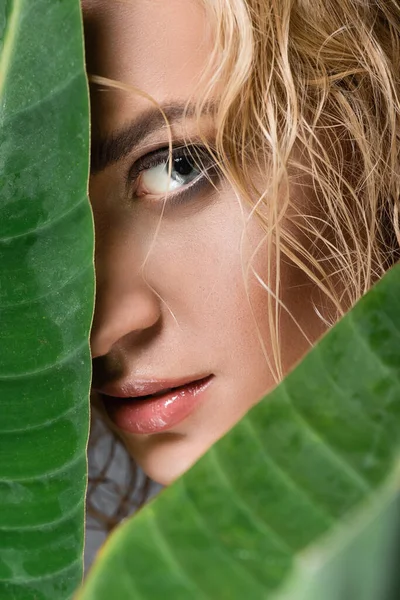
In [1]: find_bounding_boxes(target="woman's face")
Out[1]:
[84,0,325,485]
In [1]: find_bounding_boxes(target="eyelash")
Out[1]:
[125,144,220,205]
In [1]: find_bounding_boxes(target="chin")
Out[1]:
[124,433,204,487]
[139,450,200,487]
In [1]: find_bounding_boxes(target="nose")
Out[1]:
[90,276,162,359]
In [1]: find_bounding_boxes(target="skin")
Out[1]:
[83,0,327,485]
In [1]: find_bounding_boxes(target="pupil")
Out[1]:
[173,156,194,177]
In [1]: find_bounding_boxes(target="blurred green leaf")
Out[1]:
[80,264,400,599]
[0,0,93,598]
[272,470,400,600]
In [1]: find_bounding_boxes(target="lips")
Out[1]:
[95,374,214,435]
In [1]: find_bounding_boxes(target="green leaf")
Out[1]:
[80,264,400,599]
[0,0,93,598]
[272,469,400,600]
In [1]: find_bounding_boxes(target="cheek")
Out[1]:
[140,197,254,317]
[141,198,274,365]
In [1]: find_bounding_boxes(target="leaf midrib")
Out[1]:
[0,0,23,107]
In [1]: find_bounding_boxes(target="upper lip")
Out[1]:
[93,374,213,399]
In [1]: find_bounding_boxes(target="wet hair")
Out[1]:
[194,0,400,378]
[87,0,400,527]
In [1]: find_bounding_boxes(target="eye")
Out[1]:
[139,153,201,195]
[128,145,216,200]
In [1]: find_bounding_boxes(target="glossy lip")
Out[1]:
[94,374,211,399]
[96,374,214,435]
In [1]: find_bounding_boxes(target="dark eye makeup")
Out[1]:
[125,143,222,206]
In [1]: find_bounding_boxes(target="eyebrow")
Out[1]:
[90,100,216,173]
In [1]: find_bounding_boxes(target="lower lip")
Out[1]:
[102,375,214,435]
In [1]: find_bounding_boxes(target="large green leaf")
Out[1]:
[271,473,400,600]
[80,264,400,599]
[0,0,93,598]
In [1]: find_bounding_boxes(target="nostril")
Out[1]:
[91,354,124,390]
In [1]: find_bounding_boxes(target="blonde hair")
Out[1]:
[92,0,400,379]
[87,0,400,529]
[182,0,400,379]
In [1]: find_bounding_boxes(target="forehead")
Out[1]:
[82,0,213,131]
